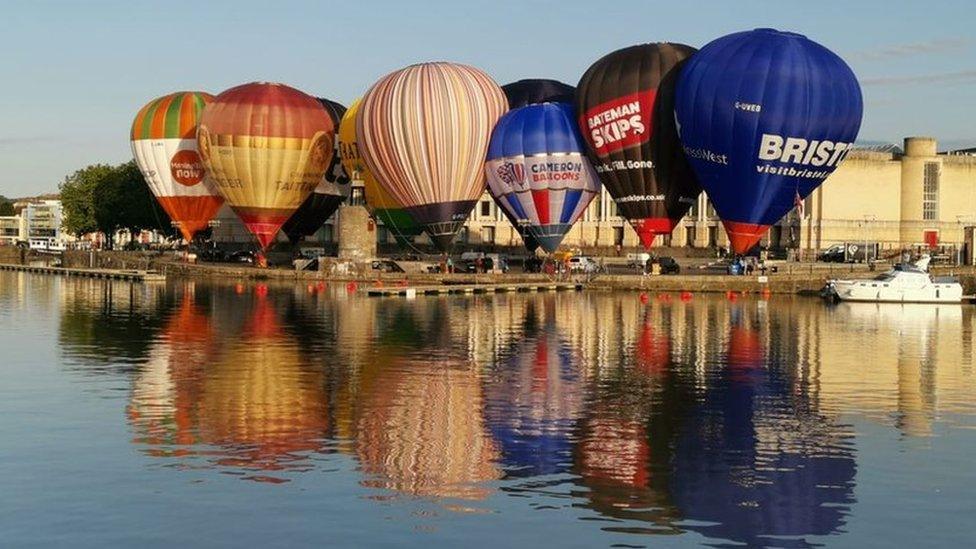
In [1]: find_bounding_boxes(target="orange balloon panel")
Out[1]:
[197,82,335,249]
[154,195,225,241]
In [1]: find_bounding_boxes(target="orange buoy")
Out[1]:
[346,281,358,293]
[680,291,693,301]
[307,284,315,293]
[639,292,649,304]
[317,281,326,291]
[234,283,245,294]
[255,284,268,296]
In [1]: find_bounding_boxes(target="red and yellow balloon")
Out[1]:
[197,82,335,250]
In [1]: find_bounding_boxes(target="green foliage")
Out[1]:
[59,161,176,247]
[0,196,13,216]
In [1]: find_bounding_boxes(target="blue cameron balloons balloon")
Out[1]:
[675,29,863,254]
[485,103,601,253]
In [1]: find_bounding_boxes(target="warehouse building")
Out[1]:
[210,136,976,256]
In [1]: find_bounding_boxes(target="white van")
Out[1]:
[626,252,650,268]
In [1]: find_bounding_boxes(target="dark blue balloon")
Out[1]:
[675,29,863,253]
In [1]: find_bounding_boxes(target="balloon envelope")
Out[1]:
[502,79,575,110]
[338,98,423,242]
[131,91,224,241]
[675,29,863,254]
[197,82,335,250]
[485,103,601,253]
[576,43,701,249]
[282,98,350,243]
[358,62,508,250]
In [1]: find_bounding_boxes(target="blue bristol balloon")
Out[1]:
[485,103,601,253]
[675,29,863,254]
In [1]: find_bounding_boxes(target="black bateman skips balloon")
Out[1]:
[576,43,701,249]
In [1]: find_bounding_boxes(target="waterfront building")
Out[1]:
[207,136,976,255]
[0,214,27,246]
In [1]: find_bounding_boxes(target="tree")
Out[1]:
[60,161,176,248]
[60,164,110,239]
[0,196,14,216]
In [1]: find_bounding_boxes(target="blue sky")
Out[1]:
[1,0,974,197]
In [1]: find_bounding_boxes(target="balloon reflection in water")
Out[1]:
[127,287,330,481]
[128,289,213,453]
[671,303,856,546]
[483,301,585,477]
[111,286,866,542]
[356,357,500,500]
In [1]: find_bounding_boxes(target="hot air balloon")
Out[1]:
[197,82,334,250]
[358,62,508,250]
[498,79,577,252]
[485,103,601,253]
[131,92,224,242]
[675,29,863,254]
[337,98,423,242]
[281,98,350,243]
[576,43,701,249]
[502,79,575,110]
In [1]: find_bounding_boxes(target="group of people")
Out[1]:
[728,256,767,276]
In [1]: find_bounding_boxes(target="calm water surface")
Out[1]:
[1,272,975,547]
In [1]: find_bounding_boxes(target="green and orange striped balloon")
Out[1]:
[131,91,224,241]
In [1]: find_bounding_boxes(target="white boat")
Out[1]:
[822,256,963,304]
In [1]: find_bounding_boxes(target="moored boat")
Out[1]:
[822,256,962,304]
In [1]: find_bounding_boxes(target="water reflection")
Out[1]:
[44,275,976,546]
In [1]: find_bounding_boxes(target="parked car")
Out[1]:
[818,244,846,263]
[657,256,681,275]
[229,250,255,264]
[627,252,650,269]
[371,259,404,273]
[568,256,602,274]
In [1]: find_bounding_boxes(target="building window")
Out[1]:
[480,200,491,217]
[613,227,624,245]
[350,187,365,206]
[481,226,495,244]
[587,195,601,222]
[923,162,939,221]
[685,226,696,247]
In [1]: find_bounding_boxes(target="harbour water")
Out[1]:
[1,271,975,547]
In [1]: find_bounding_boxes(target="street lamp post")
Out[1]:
[862,214,877,264]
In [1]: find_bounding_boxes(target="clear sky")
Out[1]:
[2,0,974,197]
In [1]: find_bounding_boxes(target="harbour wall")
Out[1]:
[5,248,976,295]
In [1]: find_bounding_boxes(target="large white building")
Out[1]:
[0,200,68,248]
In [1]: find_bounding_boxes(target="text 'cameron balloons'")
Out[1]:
[338,98,422,242]
[358,62,508,250]
[197,82,335,250]
[675,29,863,254]
[282,98,350,243]
[485,103,601,253]
[502,79,575,110]
[577,43,701,249]
[131,92,224,242]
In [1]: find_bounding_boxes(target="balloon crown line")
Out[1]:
[752,27,807,39]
